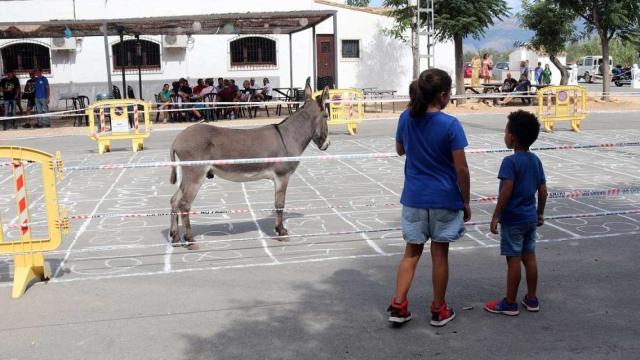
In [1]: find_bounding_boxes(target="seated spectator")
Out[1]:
[240,80,254,102]
[218,79,240,119]
[499,74,532,106]
[178,78,202,121]
[501,72,518,93]
[255,77,273,101]
[192,78,206,96]
[216,77,224,93]
[249,77,258,89]
[158,83,173,122]
[230,79,239,94]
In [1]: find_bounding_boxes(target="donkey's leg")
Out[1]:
[274,173,291,238]
[178,166,208,250]
[169,187,183,246]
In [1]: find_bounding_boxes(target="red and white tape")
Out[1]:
[59,141,640,172]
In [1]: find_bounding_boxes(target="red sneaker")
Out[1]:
[430,301,456,327]
[484,298,520,316]
[387,298,412,324]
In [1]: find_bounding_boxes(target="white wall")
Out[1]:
[0,0,456,104]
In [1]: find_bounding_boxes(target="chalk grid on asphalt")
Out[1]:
[0,128,639,287]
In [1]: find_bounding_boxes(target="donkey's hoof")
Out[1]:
[186,243,200,250]
[275,227,289,239]
[171,241,183,248]
[186,242,200,250]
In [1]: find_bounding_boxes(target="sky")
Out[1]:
[368,0,530,51]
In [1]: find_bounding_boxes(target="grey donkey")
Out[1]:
[169,82,330,249]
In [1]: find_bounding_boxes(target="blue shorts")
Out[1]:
[500,223,537,256]
[401,206,465,245]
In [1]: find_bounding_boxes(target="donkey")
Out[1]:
[169,81,330,250]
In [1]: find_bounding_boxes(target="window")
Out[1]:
[1,43,51,75]
[341,40,360,59]
[112,39,161,71]
[230,37,276,68]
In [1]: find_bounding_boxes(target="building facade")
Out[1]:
[0,0,455,106]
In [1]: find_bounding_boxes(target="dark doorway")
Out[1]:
[316,34,335,89]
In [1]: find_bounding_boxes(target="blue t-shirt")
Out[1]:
[498,152,546,225]
[34,76,49,99]
[396,110,468,210]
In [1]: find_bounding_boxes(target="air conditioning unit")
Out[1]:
[163,35,188,48]
[51,37,77,50]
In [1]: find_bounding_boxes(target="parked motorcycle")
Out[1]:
[612,67,632,87]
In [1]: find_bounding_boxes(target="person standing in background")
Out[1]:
[471,54,482,87]
[34,68,50,128]
[1,70,20,130]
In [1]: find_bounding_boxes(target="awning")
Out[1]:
[0,10,336,39]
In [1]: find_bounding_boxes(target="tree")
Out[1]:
[557,0,640,99]
[346,0,370,6]
[519,0,576,85]
[383,0,510,102]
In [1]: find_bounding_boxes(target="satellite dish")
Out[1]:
[165,34,177,45]
[52,38,66,47]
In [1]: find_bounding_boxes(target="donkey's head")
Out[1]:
[303,79,330,151]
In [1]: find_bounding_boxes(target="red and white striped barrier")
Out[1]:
[99,108,106,133]
[133,106,139,130]
[12,162,30,238]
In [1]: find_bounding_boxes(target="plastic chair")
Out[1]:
[72,95,90,126]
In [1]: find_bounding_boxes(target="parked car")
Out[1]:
[576,56,613,83]
[492,62,509,80]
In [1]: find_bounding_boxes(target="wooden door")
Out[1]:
[316,34,335,88]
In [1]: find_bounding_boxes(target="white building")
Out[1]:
[509,47,566,85]
[0,0,455,106]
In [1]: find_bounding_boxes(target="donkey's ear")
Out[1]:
[305,77,313,101]
[316,85,329,108]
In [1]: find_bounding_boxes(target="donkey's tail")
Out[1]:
[170,146,178,185]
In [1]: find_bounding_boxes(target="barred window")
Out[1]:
[112,39,161,71]
[341,40,360,59]
[1,43,51,75]
[230,37,276,68]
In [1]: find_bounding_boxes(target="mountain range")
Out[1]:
[463,17,534,52]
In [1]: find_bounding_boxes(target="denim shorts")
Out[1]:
[401,206,465,244]
[500,222,537,256]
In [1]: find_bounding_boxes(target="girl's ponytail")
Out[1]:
[408,68,452,118]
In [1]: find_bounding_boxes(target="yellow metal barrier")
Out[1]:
[315,88,364,135]
[87,99,153,154]
[537,85,587,132]
[0,146,67,299]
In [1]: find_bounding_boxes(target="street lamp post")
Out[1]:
[135,34,143,100]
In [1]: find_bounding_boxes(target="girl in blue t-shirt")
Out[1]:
[387,68,471,327]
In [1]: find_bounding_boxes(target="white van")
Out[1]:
[576,56,613,83]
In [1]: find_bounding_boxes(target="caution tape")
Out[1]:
[3,208,640,257]
[51,141,640,172]
[3,185,639,230]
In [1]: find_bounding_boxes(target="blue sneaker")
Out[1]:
[484,298,519,316]
[521,295,539,312]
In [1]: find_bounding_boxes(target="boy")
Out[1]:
[485,110,547,316]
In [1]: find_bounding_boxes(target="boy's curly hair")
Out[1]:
[507,110,540,148]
